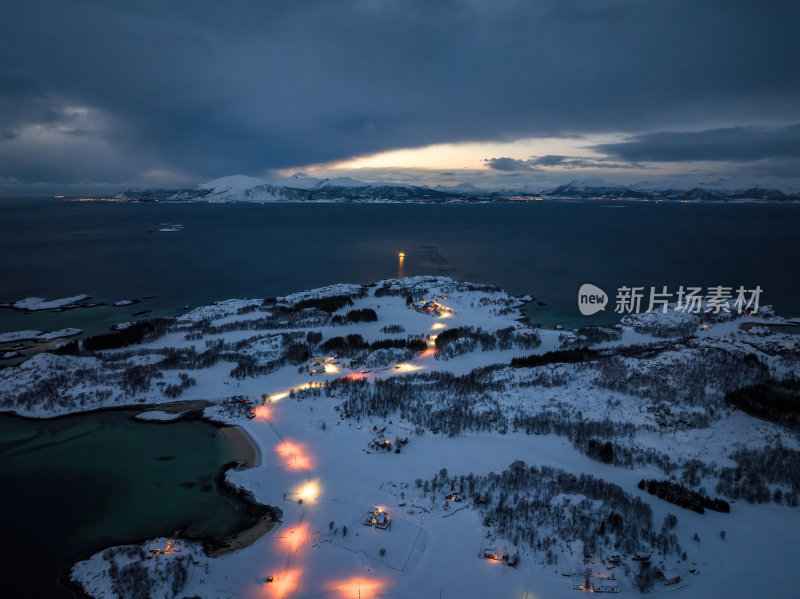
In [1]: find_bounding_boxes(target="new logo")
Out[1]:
[578,283,608,316]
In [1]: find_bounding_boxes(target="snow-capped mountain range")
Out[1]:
[117,174,800,203]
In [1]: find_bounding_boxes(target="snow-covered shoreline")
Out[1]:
[1,276,798,598]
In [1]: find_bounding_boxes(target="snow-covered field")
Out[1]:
[1,276,798,598]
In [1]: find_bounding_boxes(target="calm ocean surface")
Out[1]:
[0,410,255,598]
[1,198,799,335]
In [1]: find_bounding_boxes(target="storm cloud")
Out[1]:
[485,155,641,171]
[593,125,800,163]
[1,0,799,192]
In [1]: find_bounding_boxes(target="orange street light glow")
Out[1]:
[254,405,271,419]
[279,523,309,552]
[297,480,320,502]
[324,363,339,374]
[431,322,446,330]
[421,348,436,357]
[262,568,302,598]
[328,577,386,598]
[394,362,423,373]
[275,441,312,470]
[269,391,289,402]
[346,371,368,381]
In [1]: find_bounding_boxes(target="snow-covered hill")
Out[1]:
[116,175,800,204]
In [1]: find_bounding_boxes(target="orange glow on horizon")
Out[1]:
[328,576,386,598]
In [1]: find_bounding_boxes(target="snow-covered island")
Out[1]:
[112,174,800,204]
[2,276,799,598]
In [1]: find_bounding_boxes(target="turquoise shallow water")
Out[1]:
[0,410,257,598]
[1,198,799,336]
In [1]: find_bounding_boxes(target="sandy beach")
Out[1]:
[219,424,261,469]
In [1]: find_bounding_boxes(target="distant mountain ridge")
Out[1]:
[117,175,800,203]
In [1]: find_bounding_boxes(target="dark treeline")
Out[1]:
[596,347,769,408]
[332,371,506,435]
[369,337,426,352]
[725,378,800,429]
[512,412,676,473]
[340,308,378,323]
[716,445,800,505]
[57,318,174,353]
[511,348,602,369]
[419,461,676,560]
[321,334,427,357]
[560,325,622,348]
[435,325,540,360]
[638,479,730,514]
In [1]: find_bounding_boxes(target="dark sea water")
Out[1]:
[0,410,256,598]
[1,198,799,337]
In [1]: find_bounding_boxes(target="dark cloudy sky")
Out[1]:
[1,0,799,194]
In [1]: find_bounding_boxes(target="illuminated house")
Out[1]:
[590,577,619,593]
[146,538,173,555]
[483,548,501,560]
[364,507,391,530]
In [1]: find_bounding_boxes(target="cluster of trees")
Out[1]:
[596,346,769,408]
[332,371,506,435]
[559,326,622,349]
[321,334,369,356]
[369,337,427,352]
[680,458,718,487]
[511,348,601,369]
[321,334,427,358]
[291,293,358,313]
[163,372,197,398]
[638,479,730,513]
[381,324,405,334]
[103,546,189,599]
[191,308,331,336]
[434,325,540,360]
[58,318,174,354]
[725,377,800,429]
[623,312,700,338]
[716,445,800,505]
[416,461,674,561]
[331,308,378,323]
[328,363,682,474]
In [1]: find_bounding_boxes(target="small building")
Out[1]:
[146,538,173,555]
[571,574,587,590]
[447,492,462,502]
[483,548,501,560]
[364,507,391,530]
[658,567,681,585]
[591,577,619,593]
